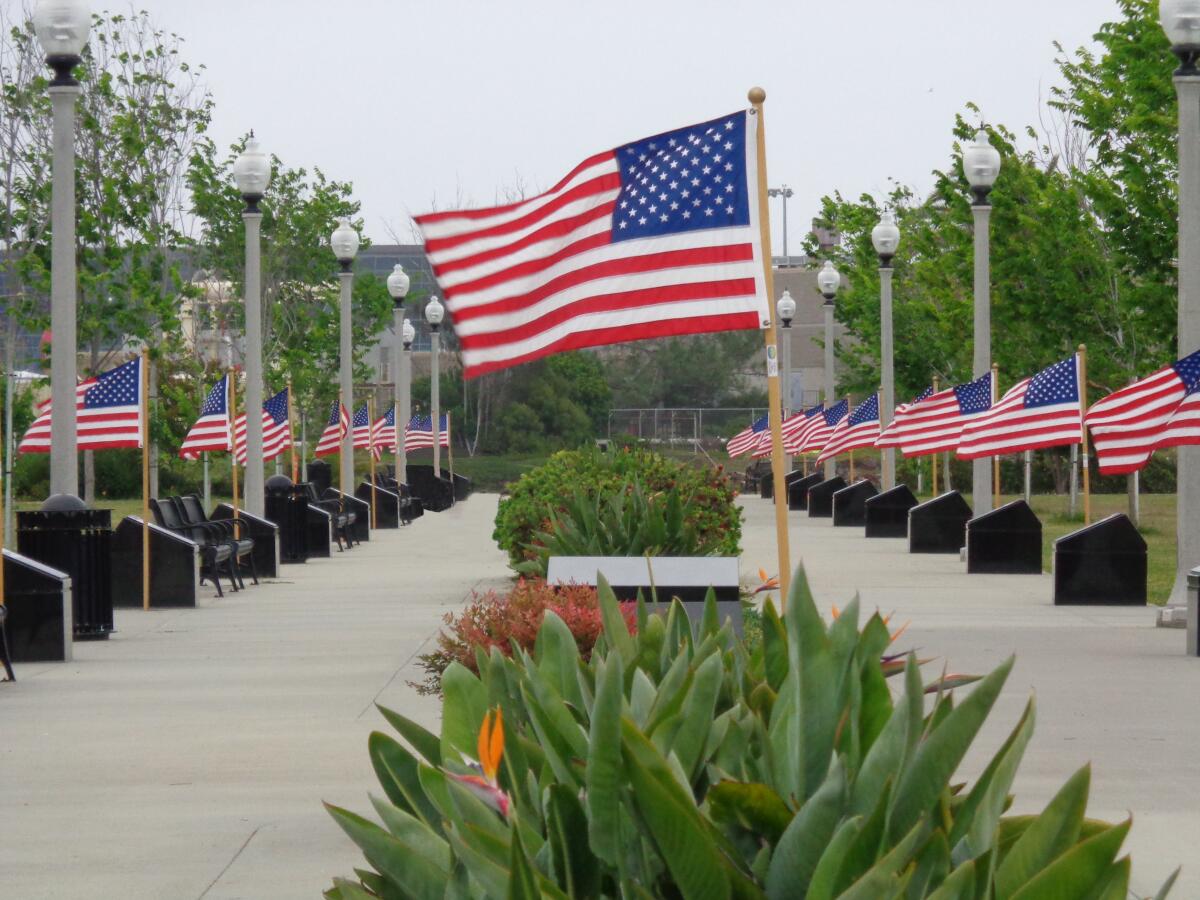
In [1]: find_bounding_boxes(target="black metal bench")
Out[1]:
[176,496,258,587]
[149,499,239,596]
[302,483,355,550]
[0,605,14,682]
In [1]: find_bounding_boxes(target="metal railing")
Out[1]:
[607,402,815,451]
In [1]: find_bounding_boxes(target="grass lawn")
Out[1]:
[13,497,235,522]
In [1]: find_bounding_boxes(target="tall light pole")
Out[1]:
[777,291,795,416]
[963,130,1002,515]
[400,319,415,484]
[33,0,90,499]
[872,210,901,490]
[768,185,794,264]
[1162,0,1200,606]
[233,135,270,517]
[386,264,411,485]
[331,219,360,494]
[425,296,445,475]
[818,261,840,478]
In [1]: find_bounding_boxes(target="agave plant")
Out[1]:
[325,568,1177,899]
[516,480,720,577]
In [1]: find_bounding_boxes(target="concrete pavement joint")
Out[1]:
[196,825,261,899]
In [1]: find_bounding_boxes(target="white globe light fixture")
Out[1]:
[387,264,411,305]
[1162,0,1200,65]
[872,210,901,266]
[402,319,416,348]
[233,135,271,212]
[331,218,360,267]
[776,290,796,328]
[425,295,445,331]
[817,260,840,302]
[963,131,1002,204]
[33,0,90,83]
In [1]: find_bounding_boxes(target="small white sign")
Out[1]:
[766,344,779,377]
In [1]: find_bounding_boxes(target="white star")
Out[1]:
[649,204,657,213]
[660,214,668,222]
[649,142,657,150]
[668,138,677,147]
[682,210,691,219]
[725,205,734,214]
[639,153,647,162]
[701,145,711,154]
[725,184,735,193]
[693,198,701,207]
[724,141,733,150]
[704,207,714,216]
[659,192,667,200]
[725,162,733,171]
[703,187,712,195]
[712,154,722,162]
[691,178,700,186]
[714,175,723,184]
[639,216,647,225]
[681,169,690,178]
[702,166,712,175]
[724,120,734,130]
[670,201,679,210]
[681,189,690,198]
[669,181,678,189]
[620,200,628,209]
[638,196,647,205]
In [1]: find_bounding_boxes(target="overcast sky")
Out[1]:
[131,0,1119,252]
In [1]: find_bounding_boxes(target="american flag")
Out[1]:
[876,375,991,457]
[726,414,768,457]
[414,111,770,379]
[314,400,350,458]
[19,357,143,453]
[748,407,816,459]
[817,394,880,464]
[798,399,849,454]
[958,355,1082,459]
[372,405,398,451]
[234,389,291,465]
[1085,349,1200,475]
[352,404,382,460]
[404,414,450,452]
[782,404,826,455]
[179,375,231,459]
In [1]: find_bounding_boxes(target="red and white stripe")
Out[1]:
[876,389,976,457]
[798,408,848,455]
[233,412,290,465]
[314,404,349,458]
[18,379,142,453]
[958,370,1082,460]
[414,118,768,378]
[781,408,823,455]
[816,399,880,464]
[1086,365,1200,475]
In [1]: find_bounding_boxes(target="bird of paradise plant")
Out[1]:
[447,707,510,818]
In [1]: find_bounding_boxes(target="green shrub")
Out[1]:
[493,446,741,570]
[516,480,732,578]
[326,569,1175,898]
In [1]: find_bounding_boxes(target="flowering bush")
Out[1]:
[493,446,742,570]
[412,578,636,694]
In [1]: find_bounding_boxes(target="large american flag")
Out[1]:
[876,375,991,457]
[234,389,291,464]
[352,404,382,460]
[1085,349,1200,475]
[404,414,450,452]
[958,355,1082,459]
[19,357,143,453]
[314,400,349,458]
[781,404,825,455]
[179,375,231,459]
[726,414,768,457]
[798,399,849,454]
[817,394,880,464]
[413,111,770,378]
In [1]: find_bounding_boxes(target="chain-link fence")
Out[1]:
[607,408,769,451]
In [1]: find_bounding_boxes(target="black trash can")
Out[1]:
[307,460,332,496]
[265,475,309,564]
[17,495,113,640]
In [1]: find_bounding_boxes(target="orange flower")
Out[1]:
[753,568,780,594]
[478,708,505,784]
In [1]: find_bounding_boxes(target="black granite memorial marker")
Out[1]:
[759,472,774,500]
[966,500,1042,574]
[807,476,848,518]
[788,473,824,511]
[908,491,973,554]
[865,485,919,538]
[833,480,879,527]
[1053,514,1147,605]
[111,517,201,608]
[2,550,71,662]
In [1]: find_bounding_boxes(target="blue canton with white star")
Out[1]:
[199,376,228,416]
[378,406,395,427]
[353,405,371,429]
[264,389,288,425]
[612,112,750,242]
[1025,356,1079,408]
[824,399,849,426]
[848,394,879,426]
[954,373,993,414]
[325,401,341,426]
[85,358,140,409]
[804,404,823,418]
[1173,348,1200,395]
[910,386,934,405]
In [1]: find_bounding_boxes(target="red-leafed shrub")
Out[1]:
[412,578,636,695]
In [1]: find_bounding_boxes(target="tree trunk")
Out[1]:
[942,453,952,492]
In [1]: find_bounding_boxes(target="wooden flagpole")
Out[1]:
[931,375,940,497]
[142,348,151,611]
[1079,344,1091,524]
[368,395,378,529]
[992,363,1001,507]
[749,86,792,605]
[447,413,455,488]
[230,369,240,540]
[288,381,298,483]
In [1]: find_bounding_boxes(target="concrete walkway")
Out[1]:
[1,496,511,899]
[3,491,1197,897]
[737,495,1198,898]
